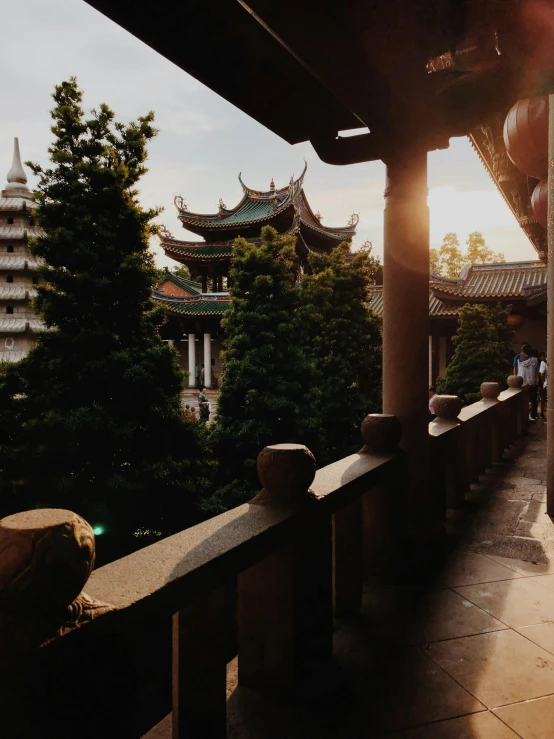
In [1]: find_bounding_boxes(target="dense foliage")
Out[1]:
[208,230,382,510]
[436,303,514,404]
[300,245,381,465]
[430,232,505,279]
[206,226,314,509]
[0,79,211,559]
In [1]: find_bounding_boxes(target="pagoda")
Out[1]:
[156,164,358,388]
[0,138,45,363]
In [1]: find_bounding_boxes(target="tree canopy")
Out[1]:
[436,303,514,404]
[430,232,505,280]
[0,78,211,562]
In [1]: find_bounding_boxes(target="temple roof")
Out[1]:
[432,261,547,300]
[0,256,42,270]
[156,272,202,296]
[1,138,33,201]
[0,318,45,334]
[0,286,37,300]
[0,226,43,241]
[172,164,357,242]
[155,294,231,317]
[369,285,458,318]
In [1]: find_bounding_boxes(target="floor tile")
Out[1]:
[404,589,507,646]
[454,577,554,628]
[494,694,554,738]
[374,648,484,733]
[517,623,554,656]
[485,555,554,576]
[515,520,554,540]
[427,630,554,708]
[530,575,554,593]
[385,711,519,738]
[440,553,523,588]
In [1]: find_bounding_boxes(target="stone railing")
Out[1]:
[0,382,528,738]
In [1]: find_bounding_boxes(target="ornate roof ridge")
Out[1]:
[238,160,307,196]
[157,271,203,295]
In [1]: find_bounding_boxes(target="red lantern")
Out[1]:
[507,315,526,330]
[503,97,548,179]
[531,178,548,228]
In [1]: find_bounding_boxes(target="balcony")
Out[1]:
[2,378,552,738]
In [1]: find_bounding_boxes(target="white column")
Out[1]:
[167,339,175,348]
[428,336,433,385]
[439,336,447,377]
[204,333,212,388]
[188,333,196,387]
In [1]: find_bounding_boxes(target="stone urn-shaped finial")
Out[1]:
[508,375,524,388]
[433,395,462,421]
[254,443,317,506]
[360,413,402,455]
[481,382,501,400]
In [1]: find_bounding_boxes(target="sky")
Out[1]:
[0,0,537,267]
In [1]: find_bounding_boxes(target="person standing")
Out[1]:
[539,352,548,421]
[429,385,438,419]
[517,344,540,421]
[200,363,205,387]
[198,386,210,422]
[195,363,200,388]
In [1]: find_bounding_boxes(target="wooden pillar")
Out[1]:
[548,94,554,515]
[202,275,208,293]
[383,150,433,529]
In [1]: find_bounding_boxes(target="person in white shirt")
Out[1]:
[539,352,548,420]
[517,344,540,420]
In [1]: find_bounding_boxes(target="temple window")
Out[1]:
[6,306,14,314]
[29,218,35,226]
[7,217,14,224]
[7,245,14,253]
[32,275,38,285]
[6,275,13,283]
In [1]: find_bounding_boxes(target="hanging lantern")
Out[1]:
[531,178,548,228]
[503,97,548,180]
[507,314,526,330]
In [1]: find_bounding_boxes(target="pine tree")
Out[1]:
[208,226,315,510]
[300,245,381,464]
[0,79,211,559]
[436,303,514,404]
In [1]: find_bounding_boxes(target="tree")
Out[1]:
[430,232,505,279]
[0,79,211,560]
[154,263,192,283]
[358,240,383,284]
[430,233,464,279]
[207,226,315,510]
[466,231,505,265]
[436,303,514,404]
[300,244,382,465]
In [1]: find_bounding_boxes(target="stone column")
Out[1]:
[204,333,212,388]
[167,339,175,348]
[439,336,447,377]
[383,150,433,527]
[548,94,554,515]
[428,335,433,385]
[188,333,196,388]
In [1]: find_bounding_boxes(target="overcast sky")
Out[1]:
[0,0,537,266]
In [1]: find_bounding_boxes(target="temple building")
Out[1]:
[370,260,547,384]
[155,164,358,387]
[0,139,44,363]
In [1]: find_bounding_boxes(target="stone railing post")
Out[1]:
[238,443,328,694]
[507,375,524,439]
[356,414,402,586]
[431,396,465,510]
[0,509,111,735]
[480,382,501,467]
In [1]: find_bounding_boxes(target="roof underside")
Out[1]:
[85,1,554,164]
[156,296,231,317]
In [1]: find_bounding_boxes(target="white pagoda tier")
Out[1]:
[0,138,45,363]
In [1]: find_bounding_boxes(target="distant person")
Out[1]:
[183,403,192,420]
[429,385,438,419]
[539,352,548,420]
[189,406,197,421]
[195,363,200,388]
[200,363,205,387]
[517,344,540,420]
[513,342,529,375]
[198,386,210,422]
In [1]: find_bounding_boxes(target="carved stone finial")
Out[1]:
[481,382,501,399]
[508,375,524,388]
[3,137,31,199]
[0,509,111,626]
[361,414,401,455]
[433,395,462,420]
[255,444,316,506]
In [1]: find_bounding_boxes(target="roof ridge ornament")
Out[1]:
[159,224,173,239]
[347,212,359,228]
[3,137,31,198]
[174,194,188,212]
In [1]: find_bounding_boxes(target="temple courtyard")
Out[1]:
[146,421,554,738]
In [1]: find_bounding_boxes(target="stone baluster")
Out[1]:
[508,375,524,439]
[0,509,112,735]
[357,414,403,587]
[480,382,501,468]
[238,443,328,694]
[432,396,465,511]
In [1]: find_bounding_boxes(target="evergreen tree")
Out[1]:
[0,79,211,558]
[436,303,514,404]
[300,245,381,465]
[208,226,315,510]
